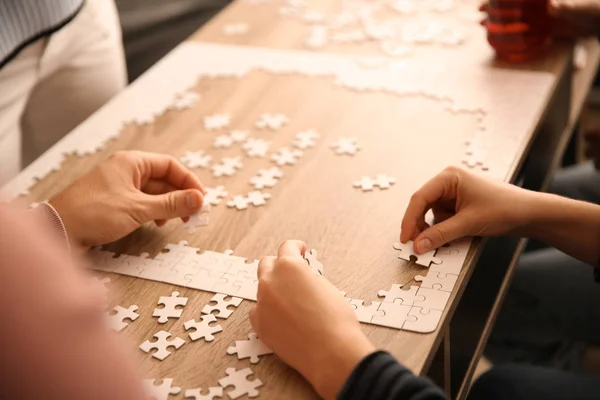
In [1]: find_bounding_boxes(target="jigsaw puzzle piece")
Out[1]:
[138,258,175,282]
[227,333,273,364]
[377,284,420,306]
[414,287,450,313]
[371,302,416,329]
[392,240,442,267]
[107,305,139,332]
[153,291,188,324]
[429,237,472,275]
[218,367,263,399]
[187,268,226,292]
[415,271,458,292]
[139,330,185,361]
[348,299,383,323]
[143,378,181,400]
[183,314,223,342]
[202,293,243,319]
[184,387,223,400]
[402,306,443,333]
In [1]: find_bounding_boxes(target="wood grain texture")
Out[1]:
[8,0,600,398]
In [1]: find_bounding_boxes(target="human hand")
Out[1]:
[400,166,535,253]
[583,128,600,170]
[250,240,375,400]
[49,151,205,250]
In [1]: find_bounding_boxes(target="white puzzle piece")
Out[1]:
[249,167,283,190]
[393,241,442,267]
[213,134,235,149]
[353,174,396,191]
[377,284,421,306]
[219,368,263,399]
[183,314,223,342]
[204,186,228,206]
[293,129,320,149]
[414,286,450,313]
[184,387,224,400]
[226,191,271,210]
[349,299,384,323]
[212,156,243,177]
[227,333,274,363]
[180,151,212,169]
[371,302,416,329]
[144,378,181,400]
[255,113,289,130]
[242,138,270,158]
[204,113,231,130]
[182,202,211,233]
[270,146,303,166]
[202,293,243,319]
[153,291,188,324]
[330,137,360,155]
[139,330,185,361]
[230,130,250,142]
[304,248,324,275]
[170,91,201,110]
[108,305,139,332]
[403,306,443,333]
[414,271,458,292]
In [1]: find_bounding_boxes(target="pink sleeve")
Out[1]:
[0,206,148,400]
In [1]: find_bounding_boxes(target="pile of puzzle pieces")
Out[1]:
[106,282,272,399]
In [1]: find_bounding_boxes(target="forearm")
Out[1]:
[518,192,600,266]
[338,351,447,400]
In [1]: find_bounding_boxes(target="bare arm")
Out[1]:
[519,192,600,266]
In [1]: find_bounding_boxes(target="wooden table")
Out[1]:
[3,1,599,398]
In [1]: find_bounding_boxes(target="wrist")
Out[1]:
[310,330,375,400]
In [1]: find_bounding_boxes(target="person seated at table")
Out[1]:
[2,150,599,399]
[251,166,600,400]
[479,0,600,373]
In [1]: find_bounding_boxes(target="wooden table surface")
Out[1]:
[4,1,599,398]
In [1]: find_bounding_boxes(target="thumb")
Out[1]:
[413,214,471,254]
[140,189,203,221]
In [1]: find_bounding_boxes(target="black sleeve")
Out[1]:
[338,351,447,400]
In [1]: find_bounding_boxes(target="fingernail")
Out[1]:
[416,238,432,254]
[186,192,199,209]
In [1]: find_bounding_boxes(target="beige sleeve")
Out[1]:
[0,206,148,400]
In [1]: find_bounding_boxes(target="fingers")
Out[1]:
[413,212,472,253]
[257,256,276,281]
[277,240,308,258]
[138,189,204,222]
[142,179,178,195]
[400,169,457,243]
[136,152,206,194]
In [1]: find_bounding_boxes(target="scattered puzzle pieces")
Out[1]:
[293,129,320,149]
[226,191,271,210]
[219,367,263,399]
[140,330,185,361]
[153,291,188,324]
[392,241,441,267]
[180,151,212,169]
[202,293,243,319]
[270,147,303,166]
[184,387,224,400]
[227,333,274,363]
[249,167,283,189]
[204,186,228,206]
[144,378,181,400]
[330,137,360,155]
[212,156,243,177]
[255,113,288,130]
[107,305,139,332]
[204,113,231,130]
[353,174,396,191]
[242,138,270,158]
[184,314,223,342]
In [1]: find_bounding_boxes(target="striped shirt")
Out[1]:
[0,0,84,69]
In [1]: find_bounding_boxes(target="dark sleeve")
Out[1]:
[338,351,447,400]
